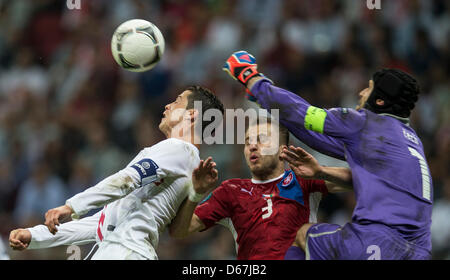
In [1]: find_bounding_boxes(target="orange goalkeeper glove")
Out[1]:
[223,50,271,102]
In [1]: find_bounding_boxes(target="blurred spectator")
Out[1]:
[67,157,94,197]
[0,47,49,98]
[407,28,439,76]
[204,227,236,260]
[12,160,67,227]
[0,160,17,213]
[329,192,356,226]
[111,79,143,151]
[205,2,242,58]
[78,121,127,181]
[431,177,450,259]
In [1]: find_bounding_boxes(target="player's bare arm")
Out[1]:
[9,228,31,251]
[169,157,218,239]
[281,145,353,193]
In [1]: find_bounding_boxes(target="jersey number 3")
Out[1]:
[262,199,273,219]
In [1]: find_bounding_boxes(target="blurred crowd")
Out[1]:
[0,0,448,260]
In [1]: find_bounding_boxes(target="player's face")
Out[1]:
[356,80,374,110]
[159,90,191,135]
[244,123,283,178]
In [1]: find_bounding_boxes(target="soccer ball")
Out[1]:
[111,19,165,72]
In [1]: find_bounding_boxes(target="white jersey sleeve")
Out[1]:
[66,138,197,218]
[27,211,100,249]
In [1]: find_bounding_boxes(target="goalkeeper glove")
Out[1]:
[223,51,272,101]
[223,51,262,86]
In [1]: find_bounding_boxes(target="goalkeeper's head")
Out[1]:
[357,69,420,118]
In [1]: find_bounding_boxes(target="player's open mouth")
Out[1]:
[250,155,259,163]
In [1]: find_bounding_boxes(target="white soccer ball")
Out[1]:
[111,19,165,72]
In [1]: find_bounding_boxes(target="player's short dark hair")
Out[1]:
[185,85,224,135]
[365,68,420,118]
[247,116,290,146]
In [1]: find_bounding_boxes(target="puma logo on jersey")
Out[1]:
[240,187,254,196]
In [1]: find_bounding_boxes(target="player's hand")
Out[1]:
[44,204,73,235]
[223,51,263,101]
[9,228,31,251]
[192,157,218,195]
[223,51,260,86]
[281,145,322,179]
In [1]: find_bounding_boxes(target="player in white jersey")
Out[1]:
[9,86,224,260]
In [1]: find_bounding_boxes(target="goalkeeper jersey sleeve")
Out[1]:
[250,79,366,159]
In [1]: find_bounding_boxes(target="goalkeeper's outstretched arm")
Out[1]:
[223,51,366,161]
[247,76,367,160]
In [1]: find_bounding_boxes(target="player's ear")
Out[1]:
[375,99,385,106]
[278,145,287,160]
[186,109,199,123]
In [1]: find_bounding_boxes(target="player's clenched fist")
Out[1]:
[44,204,73,235]
[223,51,261,86]
[9,229,31,250]
[223,51,267,101]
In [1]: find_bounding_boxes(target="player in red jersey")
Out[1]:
[169,117,353,260]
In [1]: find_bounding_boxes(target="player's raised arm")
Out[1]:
[223,51,366,160]
[169,157,218,239]
[281,145,353,193]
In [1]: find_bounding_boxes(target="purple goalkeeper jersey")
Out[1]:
[250,79,433,252]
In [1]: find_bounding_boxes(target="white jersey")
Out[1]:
[28,138,200,259]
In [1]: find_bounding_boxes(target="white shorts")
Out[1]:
[91,241,154,260]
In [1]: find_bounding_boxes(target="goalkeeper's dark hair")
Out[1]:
[364,68,420,118]
[186,85,224,135]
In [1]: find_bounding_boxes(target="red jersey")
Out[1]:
[194,170,328,260]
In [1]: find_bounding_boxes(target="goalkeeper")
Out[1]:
[223,51,432,260]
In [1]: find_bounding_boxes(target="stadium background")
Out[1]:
[0,0,448,260]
